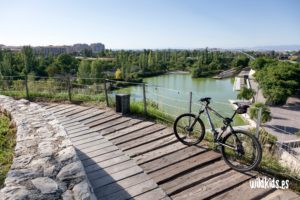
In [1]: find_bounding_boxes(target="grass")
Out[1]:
[0,90,105,104]
[296,130,300,138]
[0,113,16,188]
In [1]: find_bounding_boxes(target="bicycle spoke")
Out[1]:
[222,131,261,171]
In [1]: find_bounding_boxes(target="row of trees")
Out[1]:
[0,47,79,77]
[1,47,252,80]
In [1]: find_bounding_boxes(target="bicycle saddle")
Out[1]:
[200,97,211,103]
[233,102,249,114]
[233,102,249,109]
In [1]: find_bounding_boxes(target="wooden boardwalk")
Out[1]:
[41,103,299,200]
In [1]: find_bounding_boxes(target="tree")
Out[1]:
[250,102,272,123]
[77,60,91,84]
[82,48,93,57]
[0,52,13,76]
[90,60,104,82]
[55,54,78,74]
[21,46,35,74]
[46,65,60,77]
[250,57,275,70]
[237,87,255,100]
[255,62,300,105]
[231,56,249,68]
[115,68,122,79]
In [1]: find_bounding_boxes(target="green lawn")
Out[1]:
[0,113,15,188]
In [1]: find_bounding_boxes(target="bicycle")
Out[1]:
[173,97,262,172]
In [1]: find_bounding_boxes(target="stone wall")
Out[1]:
[0,95,96,200]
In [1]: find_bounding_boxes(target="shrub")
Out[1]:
[250,102,272,123]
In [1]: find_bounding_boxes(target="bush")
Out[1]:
[237,87,255,100]
[250,102,272,123]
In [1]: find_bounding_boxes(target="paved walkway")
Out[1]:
[41,103,299,200]
[249,77,300,142]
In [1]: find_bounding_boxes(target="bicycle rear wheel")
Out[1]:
[221,130,262,172]
[173,113,205,145]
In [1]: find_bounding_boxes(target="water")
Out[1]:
[113,73,245,127]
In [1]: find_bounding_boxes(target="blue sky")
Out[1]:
[0,0,299,49]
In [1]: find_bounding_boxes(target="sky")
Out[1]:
[0,0,299,49]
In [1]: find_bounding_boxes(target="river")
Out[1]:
[113,73,245,127]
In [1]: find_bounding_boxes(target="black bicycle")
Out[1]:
[173,97,262,172]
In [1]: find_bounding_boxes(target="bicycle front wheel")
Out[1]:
[221,130,262,172]
[173,113,205,145]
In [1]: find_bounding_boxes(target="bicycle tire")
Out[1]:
[173,113,205,145]
[221,130,262,172]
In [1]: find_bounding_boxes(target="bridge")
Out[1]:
[40,102,299,200]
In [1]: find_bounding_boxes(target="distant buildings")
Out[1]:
[0,43,105,55]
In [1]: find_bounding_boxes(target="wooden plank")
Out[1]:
[131,188,168,200]
[161,160,230,195]
[64,106,93,117]
[53,105,79,115]
[84,155,131,173]
[125,135,178,157]
[76,110,106,121]
[100,118,142,136]
[58,107,92,120]
[46,104,73,112]
[65,108,103,120]
[105,121,154,140]
[134,142,187,165]
[102,179,158,200]
[61,121,81,127]
[172,170,251,200]
[151,150,221,184]
[87,160,136,181]
[261,189,299,200]
[140,146,207,173]
[51,105,78,114]
[82,150,124,167]
[77,145,119,161]
[111,124,166,145]
[212,180,275,200]
[95,173,151,199]
[118,128,173,151]
[81,111,116,125]
[67,126,90,134]
[43,103,59,109]
[68,129,100,138]
[72,135,104,146]
[91,166,144,189]
[57,117,79,124]
[54,116,67,121]
[89,117,132,132]
[76,139,110,150]
[70,132,101,142]
[66,125,89,133]
[85,114,122,128]
[75,141,113,154]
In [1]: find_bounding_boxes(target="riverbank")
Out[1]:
[213,68,239,79]
[166,70,190,74]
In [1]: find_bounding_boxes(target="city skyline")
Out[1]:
[0,0,300,49]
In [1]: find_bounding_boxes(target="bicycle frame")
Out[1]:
[191,102,239,150]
